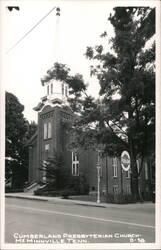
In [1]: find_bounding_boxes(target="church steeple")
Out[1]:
[34,7,69,112]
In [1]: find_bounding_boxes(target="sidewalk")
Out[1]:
[5,192,108,207]
[5,192,154,209]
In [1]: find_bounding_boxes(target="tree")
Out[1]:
[84,7,155,200]
[25,121,37,140]
[40,153,66,190]
[5,92,29,189]
[39,152,89,195]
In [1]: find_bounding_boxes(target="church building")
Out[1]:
[27,62,151,201]
[26,7,152,202]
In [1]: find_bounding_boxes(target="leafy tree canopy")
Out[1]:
[47,8,155,163]
[5,92,38,188]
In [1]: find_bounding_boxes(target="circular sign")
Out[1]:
[121,151,130,171]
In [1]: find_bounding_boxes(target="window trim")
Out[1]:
[44,123,48,140]
[72,152,79,176]
[112,157,118,178]
[48,122,52,139]
[43,121,52,140]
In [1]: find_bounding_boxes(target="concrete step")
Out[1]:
[24,182,39,193]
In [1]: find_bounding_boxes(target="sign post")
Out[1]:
[121,151,131,171]
[96,162,101,203]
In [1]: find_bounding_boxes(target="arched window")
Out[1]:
[48,122,52,138]
[72,152,79,176]
[44,123,47,139]
[43,122,52,139]
[112,157,118,177]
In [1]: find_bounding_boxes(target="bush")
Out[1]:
[34,189,77,198]
[106,193,136,204]
[5,187,24,193]
[65,175,89,195]
[60,189,77,199]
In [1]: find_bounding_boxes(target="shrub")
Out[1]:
[106,193,136,204]
[34,189,77,198]
[38,152,89,196]
[5,187,24,193]
[59,189,77,199]
[65,174,89,195]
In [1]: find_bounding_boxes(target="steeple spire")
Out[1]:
[54,7,61,62]
[34,7,69,112]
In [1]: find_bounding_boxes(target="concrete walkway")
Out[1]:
[5,192,154,209]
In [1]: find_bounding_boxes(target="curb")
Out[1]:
[5,194,154,209]
[5,194,107,207]
[5,194,49,202]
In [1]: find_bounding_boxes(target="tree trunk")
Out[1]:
[131,166,140,201]
[129,140,140,201]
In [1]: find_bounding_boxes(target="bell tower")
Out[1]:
[40,75,69,107]
[33,7,72,183]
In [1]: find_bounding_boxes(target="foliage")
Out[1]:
[5,92,29,188]
[5,92,37,189]
[25,121,37,140]
[38,152,89,195]
[6,92,28,160]
[83,7,155,199]
[34,189,77,198]
[39,152,66,189]
[5,187,24,193]
[87,8,155,200]
[106,193,137,204]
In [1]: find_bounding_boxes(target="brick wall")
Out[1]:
[29,103,152,200]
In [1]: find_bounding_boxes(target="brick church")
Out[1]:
[27,67,151,201]
[26,8,152,201]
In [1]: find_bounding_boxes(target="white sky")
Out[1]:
[1,0,158,122]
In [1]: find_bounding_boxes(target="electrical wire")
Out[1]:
[6,6,56,54]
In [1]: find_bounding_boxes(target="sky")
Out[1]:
[1,0,158,122]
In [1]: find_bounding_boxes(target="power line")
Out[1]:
[6,6,57,54]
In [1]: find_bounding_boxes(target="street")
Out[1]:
[5,197,155,244]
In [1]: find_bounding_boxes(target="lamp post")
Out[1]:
[96,147,102,203]
[96,144,105,203]
[96,161,101,203]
